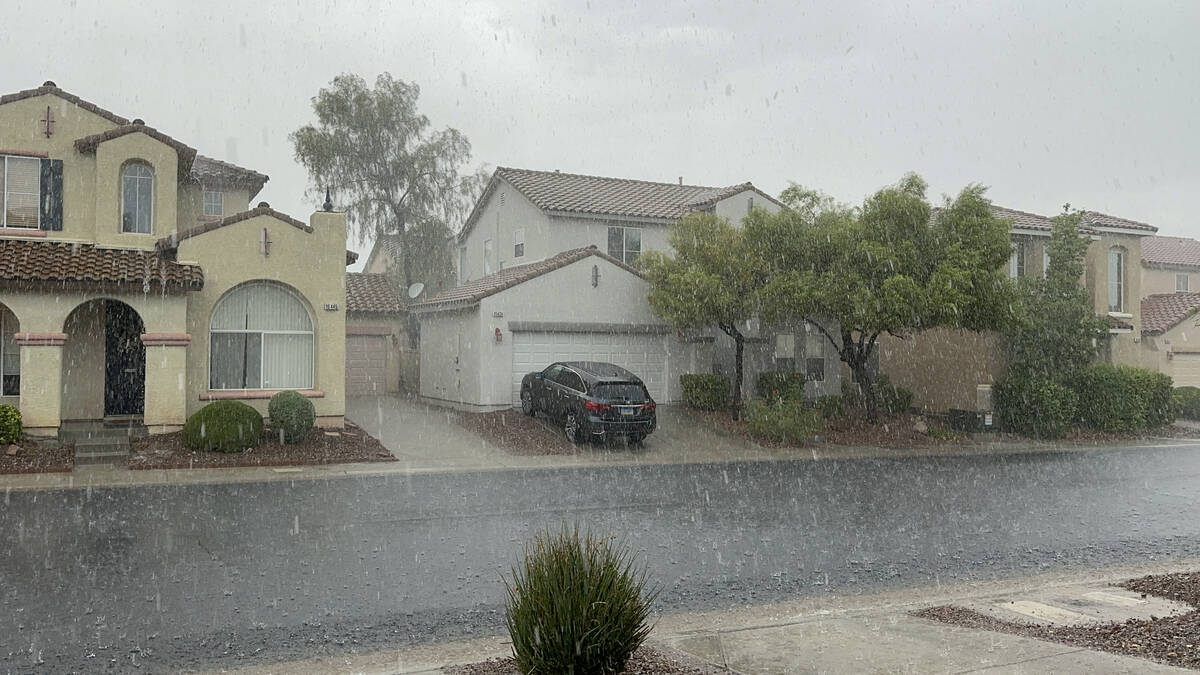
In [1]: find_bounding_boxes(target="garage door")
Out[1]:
[511,332,669,406]
[346,335,388,395]
[1173,353,1200,387]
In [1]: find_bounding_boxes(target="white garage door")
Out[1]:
[1173,353,1200,388]
[511,332,669,406]
[346,335,388,395]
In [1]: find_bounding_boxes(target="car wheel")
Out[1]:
[520,389,535,416]
[564,413,582,444]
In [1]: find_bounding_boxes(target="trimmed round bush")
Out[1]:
[1072,364,1174,433]
[0,404,21,445]
[182,401,263,452]
[680,374,730,411]
[506,525,658,674]
[268,390,316,444]
[1174,386,1200,421]
[994,375,1077,439]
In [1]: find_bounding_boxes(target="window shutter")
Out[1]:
[39,159,63,231]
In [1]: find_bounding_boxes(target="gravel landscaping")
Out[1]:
[128,422,396,470]
[914,572,1200,670]
[0,440,73,474]
[445,645,731,674]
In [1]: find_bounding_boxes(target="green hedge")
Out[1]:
[680,374,729,411]
[0,404,20,445]
[994,375,1077,439]
[1174,386,1200,421]
[1073,364,1174,433]
[757,371,806,402]
[268,390,316,444]
[182,401,263,453]
[874,374,914,416]
[745,400,822,444]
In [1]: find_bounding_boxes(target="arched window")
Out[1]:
[209,283,314,390]
[121,162,154,233]
[1107,247,1126,313]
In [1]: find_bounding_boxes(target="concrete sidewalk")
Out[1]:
[1,394,1196,493]
[213,562,1200,674]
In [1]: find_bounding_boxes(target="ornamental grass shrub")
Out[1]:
[182,401,263,452]
[679,374,729,411]
[745,399,822,444]
[268,390,316,444]
[505,525,658,675]
[0,404,20,445]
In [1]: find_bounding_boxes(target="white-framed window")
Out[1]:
[121,162,154,233]
[1,155,40,229]
[607,226,642,264]
[1009,240,1027,278]
[513,228,525,258]
[484,239,494,275]
[209,283,314,390]
[774,333,796,373]
[747,196,755,214]
[804,325,825,382]
[1108,247,1125,313]
[203,190,223,217]
[1042,244,1051,277]
[1178,273,1190,293]
[0,307,19,396]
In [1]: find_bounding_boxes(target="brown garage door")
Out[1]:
[346,334,388,395]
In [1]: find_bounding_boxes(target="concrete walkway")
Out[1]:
[212,561,1200,674]
[1,394,1198,493]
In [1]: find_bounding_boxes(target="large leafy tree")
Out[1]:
[1003,209,1106,379]
[748,173,1015,419]
[638,213,761,419]
[291,72,481,292]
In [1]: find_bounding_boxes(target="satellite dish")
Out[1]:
[407,282,425,299]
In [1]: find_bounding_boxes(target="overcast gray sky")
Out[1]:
[7,1,1198,267]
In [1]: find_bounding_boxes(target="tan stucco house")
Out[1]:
[878,206,1158,412]
[1137,236,1200,387]
[0,82,353,438]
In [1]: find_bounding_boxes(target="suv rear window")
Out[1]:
[593,383,648,402]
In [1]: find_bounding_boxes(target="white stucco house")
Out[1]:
[413,167,844,410]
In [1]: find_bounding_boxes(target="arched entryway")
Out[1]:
[0,303,20,400]
[62,299,146,420]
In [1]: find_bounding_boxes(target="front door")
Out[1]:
[104,301,145,416]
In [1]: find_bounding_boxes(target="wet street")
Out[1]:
[4,443,1200,672]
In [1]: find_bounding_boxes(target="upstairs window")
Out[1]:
[203,190,223,217]
[607,226,642,264]
[121,163,154,233]
[774,333,796,372]
[1,156,40,228]
[513,228,525,258]
[1009,240,1027,278]
[1107,247,1125,313]
[1178,273,1190,293]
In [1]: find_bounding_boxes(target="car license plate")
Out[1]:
[621,407,635,416]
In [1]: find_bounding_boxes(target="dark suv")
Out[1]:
[520,361,657,444]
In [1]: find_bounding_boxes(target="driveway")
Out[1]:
[346,394,773,473]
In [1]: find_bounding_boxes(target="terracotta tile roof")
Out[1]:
[1106,314,1134,331]
[0,239,202,292]
[0,81,130,126]
[1142,236,1200,268]
[1141,293,1200,335]
[1082,211,1157,233]
[413,246,640,312]
[74,122,198,179]
[990,205,1060,233]
[156,205,359,267]
[346,273,405,314]
[192,155,269,200]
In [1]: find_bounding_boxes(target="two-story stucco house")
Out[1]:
[411,167,846,410]
[1138,236,1200,387]
[0,82,354,440]
[878,205,1158,412]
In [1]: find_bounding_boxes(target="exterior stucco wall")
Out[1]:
[176,212,348,424]
[878,328,1006,412]
[548,215,672,264]
[1142,266,1199,297]
[418,308,481,404]
[92,133,178,248]
[61,300,106,420]
[459,179,553,283]
[177,184,251,236]
[711,190,782,223]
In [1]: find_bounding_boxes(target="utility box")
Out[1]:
[948,408,995,433]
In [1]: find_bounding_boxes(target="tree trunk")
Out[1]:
[853,360,879,422]
[733,329,745,421]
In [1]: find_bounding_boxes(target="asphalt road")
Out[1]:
[4,443,1200,672]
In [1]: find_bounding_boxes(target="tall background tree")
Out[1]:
[638,213,761,419]
[749,173,1015,419]
[291,72,483,294]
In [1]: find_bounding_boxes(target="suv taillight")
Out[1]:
[642,402,656,412]
[585,400,611,412]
